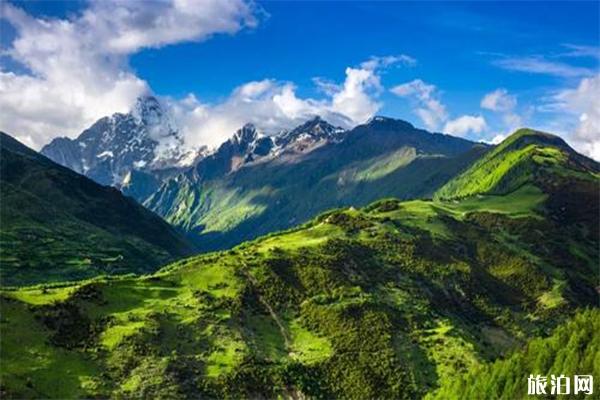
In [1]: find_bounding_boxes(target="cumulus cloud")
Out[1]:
[173,58,399,148]
[168,81,326,149]
[1,0,407,151]
[390,78,488,137]
[546,75,600,160]
[480,88,523,138]
[0,0,258,149]
[481,88,517,112]
[390,79,447,130]
[329,66,383,124]
[443,115,487,137]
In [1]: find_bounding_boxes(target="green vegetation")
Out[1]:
[430,309,600,399]
[435,128,599,199]
[2,161,597,398]
[146,119,486,251]
[0,132,194,286]
[1,128,598,398]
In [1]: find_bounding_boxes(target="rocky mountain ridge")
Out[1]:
[41,96,203,191]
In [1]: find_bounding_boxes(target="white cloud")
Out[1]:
[390,79,447,130]
[391,79,489,137]
[330,67,383,124]
[443,115,487,137]
[390,79,436,99]
[481,88,516,112]
[1,1,407,152]
[172,61,395,149]
[558,44,600,60]
[0,0,257,149]
[547,75,600,160]
[360,54,416,70]
[493,56,593,78]
[501,112,523,132]
[489,134,507,144]
[480,88,522,140]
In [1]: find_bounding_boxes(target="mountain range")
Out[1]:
[41,97,493,252]
[148,116,489,251]
[1,124,598,398]
[4,101,598,283]
[1,93,599,398]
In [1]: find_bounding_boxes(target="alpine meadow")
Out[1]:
[0,1,598,399]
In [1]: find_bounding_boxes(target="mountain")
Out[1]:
[146,116,487,251]
[1,133,597,398]
[435,128,599,199]
[193,123,277,180]
[189,117,344,181]
[40,96,203,202]
[273,115,346,152]
[0,132,195,286]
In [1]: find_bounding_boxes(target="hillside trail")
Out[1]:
[240,263,292,351]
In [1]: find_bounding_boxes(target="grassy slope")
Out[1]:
[0,132,194,286]
[1,172,597,398]
[435,128,599,200]
[147,124,486,252]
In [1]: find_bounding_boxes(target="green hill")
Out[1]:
[146,117,486,251]
[1,166,597,398]
[435,128,599,200]
[0,132,195,286]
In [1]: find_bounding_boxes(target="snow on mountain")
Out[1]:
[191,117,345,179]
[41,101,345,203]
[41,96,203,190]
[274,116,345,155]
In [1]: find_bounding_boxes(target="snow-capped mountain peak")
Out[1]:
[275,116,344,151]
[232,123,260,146]
[41,95,198,188]
[132,95,163,123]
[41,112,346,202]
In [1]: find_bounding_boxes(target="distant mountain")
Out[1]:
[274,115,346,152]
[436,128,600,199]
[0,132,195,286]
[193,123,276,180]
[40,96,204,202]
[146,116,486,250]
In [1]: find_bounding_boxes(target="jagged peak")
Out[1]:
[241,122,257,131]
[133,94,161,109]
[131,95,166,125]
[294,115,335,130]
[232,123,260,144]
[280,116,343,141]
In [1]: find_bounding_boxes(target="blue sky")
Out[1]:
[1,1,598,158]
